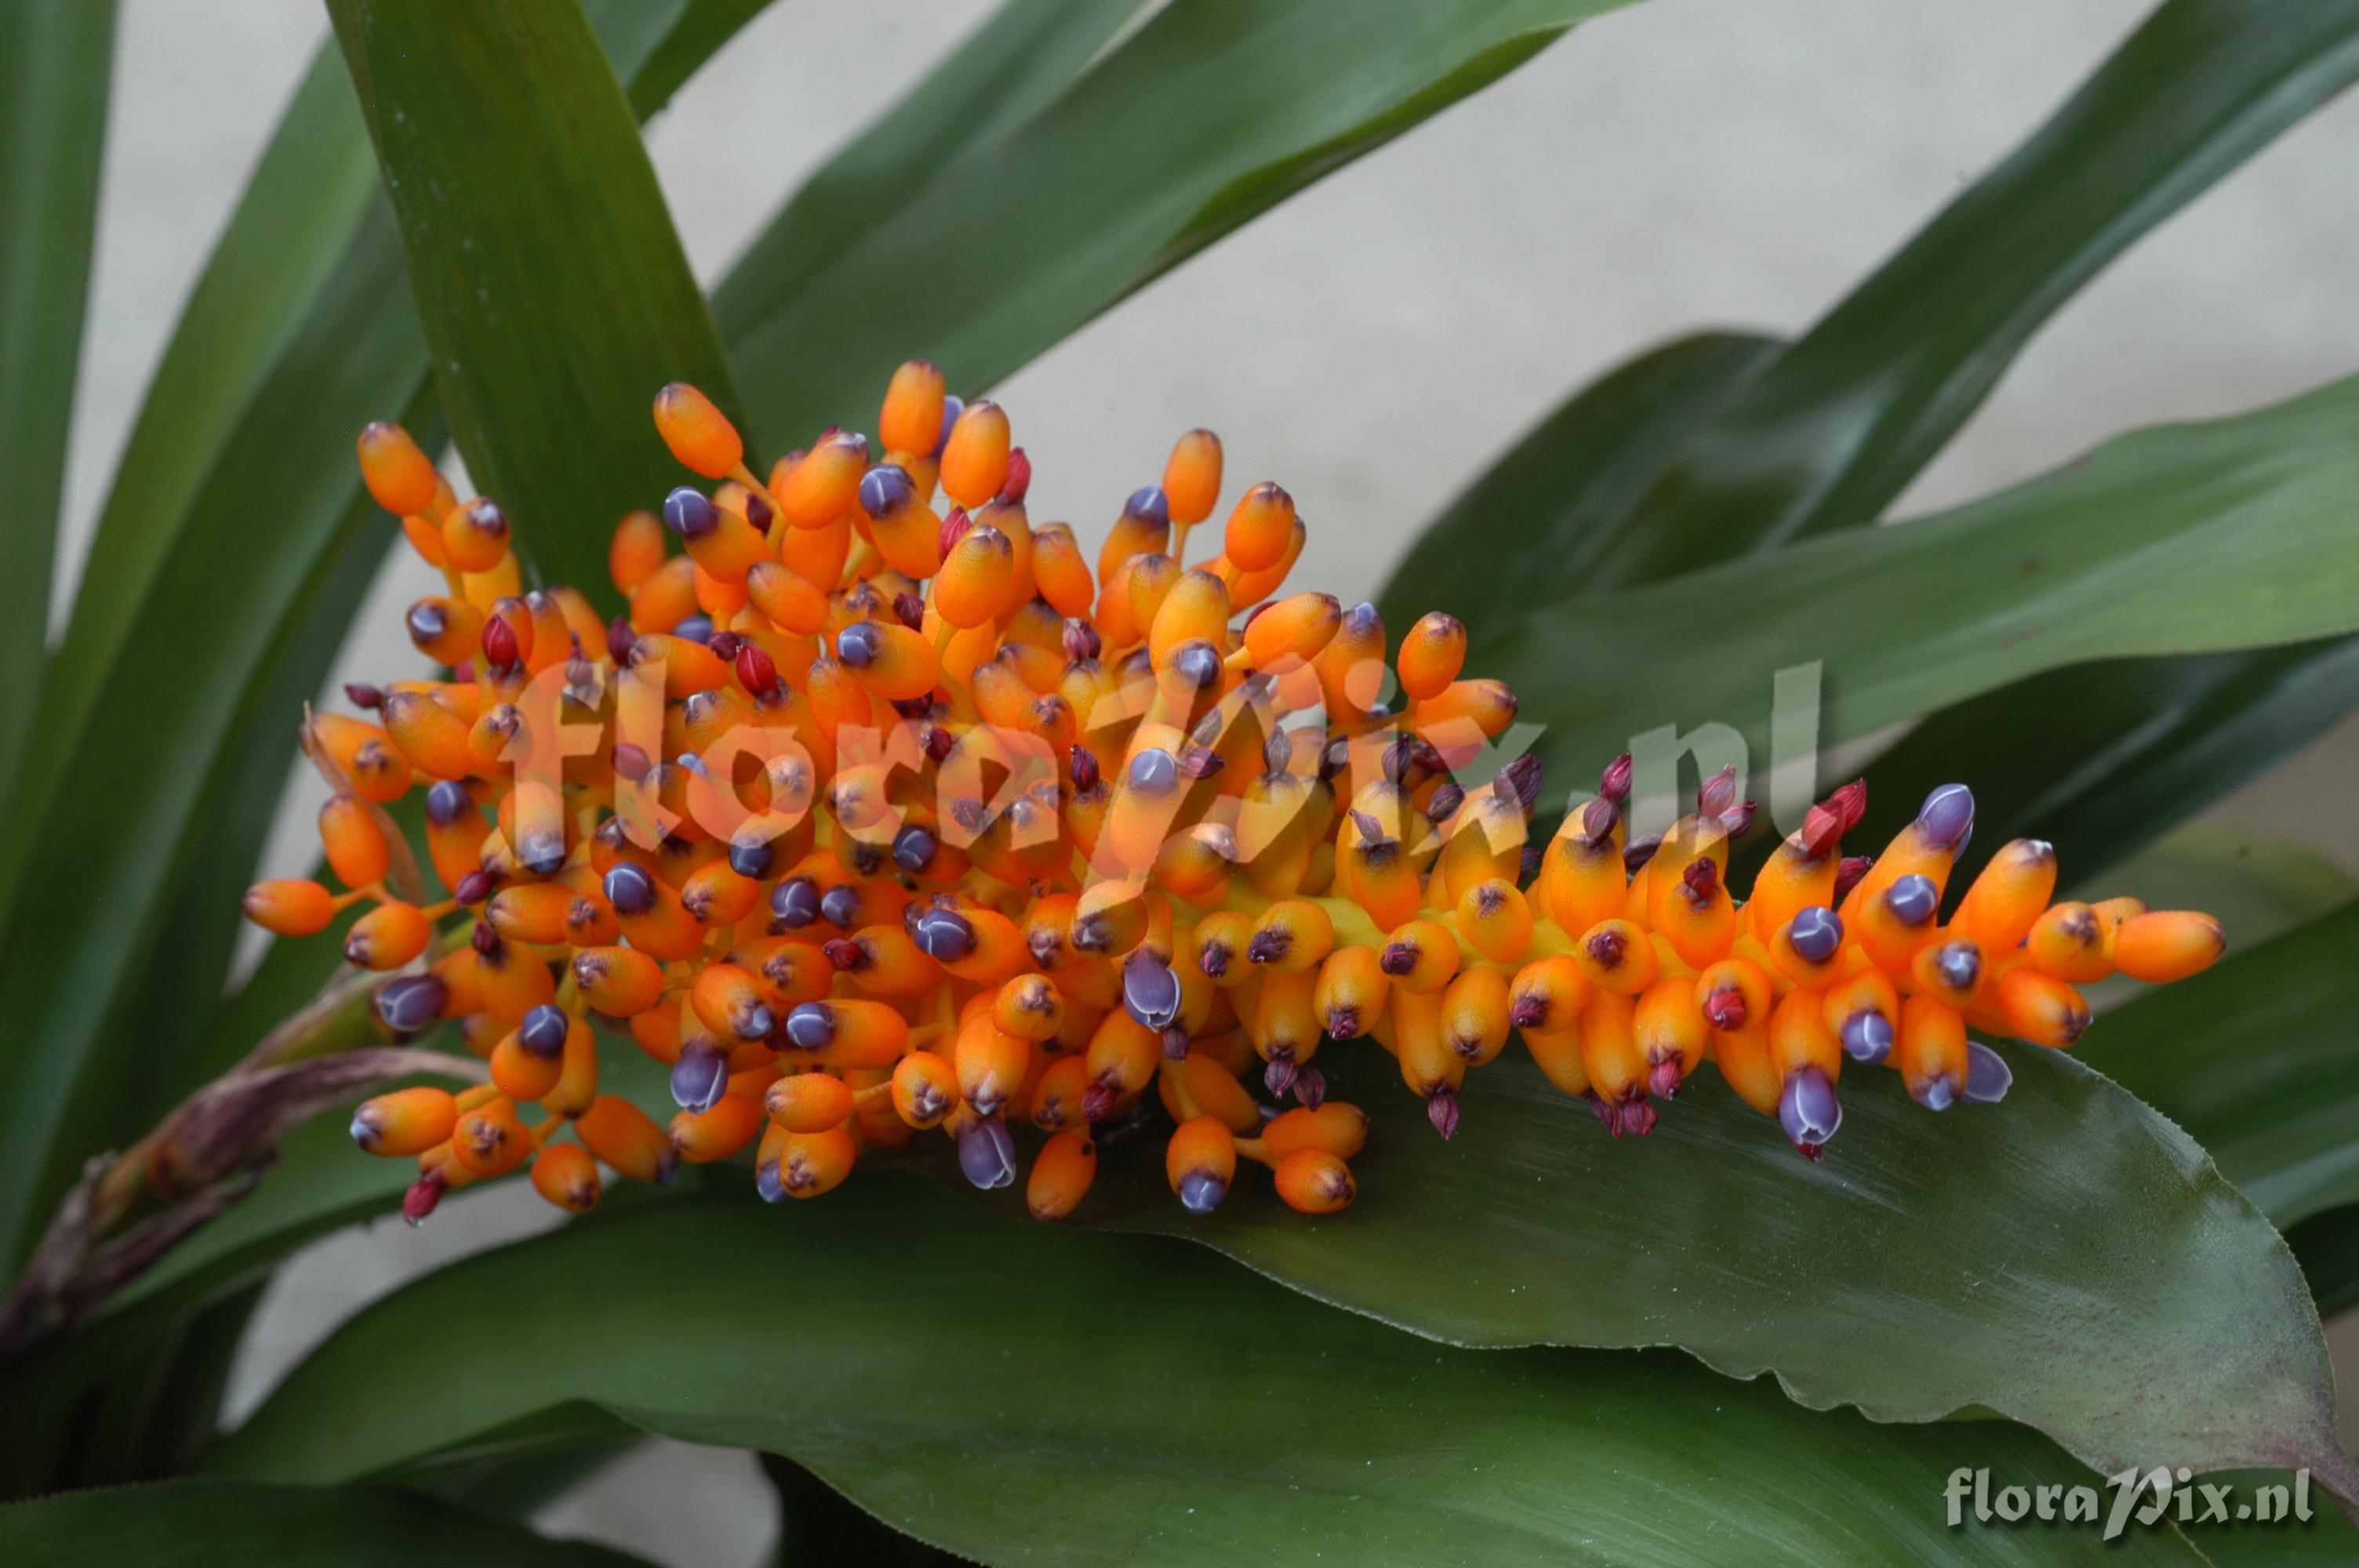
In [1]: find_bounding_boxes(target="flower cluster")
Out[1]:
[243,364,2226,1225]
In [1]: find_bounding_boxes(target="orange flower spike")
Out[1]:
[1908,937,1988,1011]
[311,713,413,803]
[1540,804,1632,938]
[939,398,1012,509]
[1572,917,1657,997]
[1248,898,1336,976]
[1224,513,1307,604]
[440,497,511,574]
[1411,678,1518,744]
[833,618,941,704]
[1379,917,1460,995]
[2090,895,2148,942]
[765,1071,856,1134]
[344,901,430,970]
[1313,942,1389,1040]
[891,1050,959,1128]
[1239,591,1342,673]
[1656,855,1738,971]
[1027,1131,1099,1221]
[1508,953,1590,1038]
[530,1142,602,1213]
[471,936,559,1024]
[574,1095,678,1185]
[244,878,336,938]
[1456,877,1534,965]
[1161,427,1223,539]
[1992,967,2092,1048]
[1223,481,1296,574]
[569,945,667,1015]
[671,1093,768,1164]
[403,597,485,667]
[381,690,480,781]
[357,420,443,517]
[1249,967,1322,1078]
[609,509,667,594]
[2026,901,2113,983]
[764,1124,859,1200]
[994,974,1067,1044]
[1274,1148,1357,1214]
[1441,965,1512,1069]
[1165,1113,1238,1214]
[1821,965,1902,1067]
[1843,782,1976,920]
[744,560,831,635]
[453,1096,529,1177]
[1072,877,1154,959]
[783,998,913,1073]
[1152,822,1236,906]
[1030,523,1097,617]
[1397,612,1467,703]
[880,360,947,456]
[602,866,705,963]
[1632,975,1708,1099]
[629,632,732,699]
[1747,779,1864,942]
[1577,986,1651,1132]
[1950,837,2060,955]
[1084,1009,1163,1117]
[349,1087,458,1156]
[653,382,743,480]
[2111,910,2226,982]
[1896,993,1971,1111]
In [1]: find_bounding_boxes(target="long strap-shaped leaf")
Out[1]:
[0,0,117,816]
[0,2,776,1280]
[329,0,742,579]
[205,1182,2208,1567]
[1589,0,2359,584]
[1481,371,2359,816]
[0,1478,652,1566]
[716,0,1636,443]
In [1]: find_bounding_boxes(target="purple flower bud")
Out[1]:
[606,615,638,666]
[1177,1171,1228,1215]
[771,876,820,929]
[1293,1068,1327,1110]
[1068,745,1101,793]
[472,920,502,957]
[402,1173,445,1225]
[673,614,714,646]
[1885,873,1939,926]
[1427,1087,1461,1141]
[1426,782,1464,823]
[1839,1010,1894,1064]
[1263,1056,1298,1098]
[603,862,656,915]
[671,1042,729,1113]
[957,1115,1018,1190]
[1128,747,1179,796]
[1171,640,1223,693]
[1122,950,1182,1029]
[452,869,496,906]
[518,1004,569,1059]
[1600,753,1634,804]
[663,487,716,539]
[1964,1041,2014,1104]
[1930,940,1981,993]
[518,830,566,877]
[374,975,448,1034]
[783,1003,834,1052]
[1063,619,1102,662]
[837,619,881,668]
[405,601,445,647]
[756,1160,791,1204]
[859,463,914,518]
[1778,1065,1841,1152]
[344,681,386,710]
[1619,1098,1658,1138]
[892,592,925,630]
[1125,485,1169,528]
[1914,1071,1958,1112]
[1161,1027,1191,1061]
[729,830,776,880]
[1787,906,1843,963]
[892,823,938,875]
[913,907,976,963]
[423,780,471,827]
[932,397,961,459]
[1916,782,1976,852]
[819,884,863,929]
[1497,753,1543,816]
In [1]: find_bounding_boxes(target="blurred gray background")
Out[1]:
[55,2,2359,1561]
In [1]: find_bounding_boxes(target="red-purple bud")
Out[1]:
[1623,834,1663,874]
[1063,619,1101,662]
[453,869,496,906]
[822,938,865,972]
[402,1172,446,1225]
[706,630,743,662]
[940,506,973,555]
[1068,745,1101,793]
[344,681,386,710]
[605,615,637,665]
[1718,800,1757,838]
[1681,857,1720,902]
[735,643,779,695]
[612,742,652,782]
[1001,446,1032,503]
[1701,987,1747,1032]
[1600,753,1633,805]
[1832,855,1874,904]
[1579,796,1618,848]
[1697,764,1739,818]
[892,592,925,630]
[1427,1087,1461,1140]
[480,614,519,670]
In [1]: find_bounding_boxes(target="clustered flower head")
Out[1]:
[242,362,2227,1227]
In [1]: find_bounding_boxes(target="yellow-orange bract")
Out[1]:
[250,361,2224,1229]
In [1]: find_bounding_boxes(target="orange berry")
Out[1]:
[453,1098,529,1176]
[671,1092,767,1163]
[1223,481,1296,572]
[2110,909,2226,982]
[1027,1130,1097,1221]
[881,360,948,456]
[344,900,430,970]
[311,713,412,804]
[609,509,667,593]
[244,877,335,937]
[1165,1113,1236,1214]
[1274,1147,1355,1214]
[1993,966,2092,1047]
[1241,591,1341,672]
[935,524,1018,627]
[2026,900,2111,983]
[892,1050,958,1128]
[765,1071,856,1134]
[939,398,1011,508]
[1397,612,1467,702]
[994,974,1065,1043]
[441,498,511,573]
[530,1142,602,1213]
[570,946,667,1015]
[764,1124,857,1200]
[349,1087,457,1156]
[1950,838,2058,955]
[653,382,743,479]
[574,1095,677,1184]
[1161,429,1223,526]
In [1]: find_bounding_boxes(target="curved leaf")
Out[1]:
[0,1479,651,1566]
[209,1182,2205,1566]
[331,0,740,588]
[0,2,776,1279]
[1373,331,1778,630]
[1484,372,2359,818]
[0,0,117,809]
[2083,901,2359,1231]
[1032,1042,2353,1492]
[715,0,1636,442]
[1848,639,2359,890]
[1576,0,2359,586]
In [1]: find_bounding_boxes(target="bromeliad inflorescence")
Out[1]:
[242,364,2226,1226]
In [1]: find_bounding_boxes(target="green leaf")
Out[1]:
[1573,0,2359,587]
[1373,331,1779,630]
[715,0,1636,442]
[330,0,740,590]
[0,0,117,811]
[0,1479,652,1566]
[2083,901,2359,1232]
[0,2,776,1279]
[2285,1207,2359,1319]
[1483,372,2359,815]
[208,1181,2207,1566]
[1847,639,2359,891]
[1034,1042,2352,1491]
